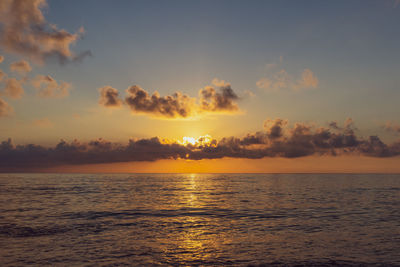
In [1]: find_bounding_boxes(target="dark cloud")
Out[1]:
[1,119,400,171]
[199,79,239,112]
[264,118,287,139]
[125,85,196,118]
[0,137,190,171]
[98,86,123,108]
[199,86,238,112]
[0,0,90,64]
[102,80,241,118]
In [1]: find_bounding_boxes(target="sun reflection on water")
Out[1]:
[171,173,230,264]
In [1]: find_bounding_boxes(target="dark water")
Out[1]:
[0,173,399,266]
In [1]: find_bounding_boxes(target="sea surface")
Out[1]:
[0,173,399,266]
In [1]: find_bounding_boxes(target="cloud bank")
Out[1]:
[100,80,241,118]
[1,119,400,171]
[0,0,90,64]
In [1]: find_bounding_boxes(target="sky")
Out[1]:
[1,0,400,172]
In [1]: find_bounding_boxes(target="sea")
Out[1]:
[0,173,399,266]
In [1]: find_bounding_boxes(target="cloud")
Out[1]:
[0,137,190,171]
[293,69,319,91]
[31,75,70,98]
[0,97,13,117]
[264,118,288,139]
[125,85,197,118]
[102,79,242,118]
[98,86,123,108]
[384,121,400,134]
[10,60,32,74]
[0,62,71,115]
[1,118,400,171]
[3,77,24,98]
[211,78,230,87]
[256,69,290,91]
[0,0,90,64]
[257,68,319,91]
[199,80,239,112]
[0,55,4,63]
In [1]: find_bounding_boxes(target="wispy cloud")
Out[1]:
[0,58,71,116]
[3,77,24,99]
[257,58,319,92]
[384,121,400,134]
[257,68,319,91]
[10,60,32,74]
[31,75,70,98]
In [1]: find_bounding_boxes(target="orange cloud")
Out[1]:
[31,75,70,98]
[10,60,32,74]
[3,77,24,98]
[384,121,400,134]
[257,68,319,91]
[293,69,319,91]
[0,97,13,117]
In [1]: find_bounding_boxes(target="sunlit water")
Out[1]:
[0,173,399,266]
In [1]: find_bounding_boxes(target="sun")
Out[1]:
[179,135,214,147]
[182,136,197,146]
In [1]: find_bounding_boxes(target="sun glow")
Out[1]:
[179,135,215,147]
[182,136,197,146]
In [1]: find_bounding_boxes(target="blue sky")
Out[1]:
[1,0,400,144]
